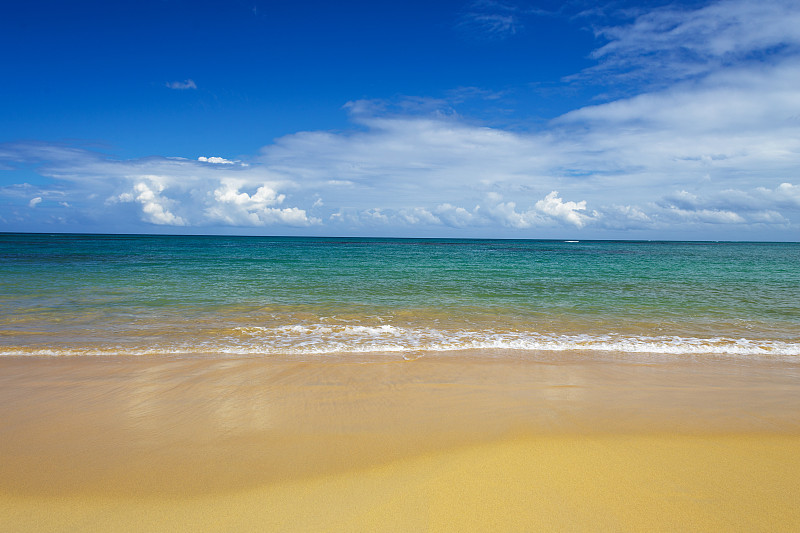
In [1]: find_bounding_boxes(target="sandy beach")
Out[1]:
[1,352,799,531]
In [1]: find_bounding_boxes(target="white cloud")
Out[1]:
[535,191,591,228]
[478,191,592,229]
[661,205,746,224]
[249,72,800,236]
[205,178,318,227]
[1,144,315,230]
[129,180,186,226]
[584,0,800,85]
[198,156,238,165]
[397,207,441,226]
[28,197,42,207]
[457,1,522,39]
[758,182,800,207]
[166,79,197,90]
[434,203,480,228]
[562,60,800,134]
[484,195,535,229]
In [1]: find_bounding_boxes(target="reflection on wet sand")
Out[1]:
[2,352,799,499]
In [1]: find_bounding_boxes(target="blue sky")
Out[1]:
[1,0,799,240]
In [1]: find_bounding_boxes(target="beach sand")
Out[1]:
[1,352,799,531]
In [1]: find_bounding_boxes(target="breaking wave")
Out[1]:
[3,323,798,357]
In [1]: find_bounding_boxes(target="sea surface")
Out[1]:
[1,233,798,358]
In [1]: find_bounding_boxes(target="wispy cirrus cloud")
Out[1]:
[576,0,800,87]
[457,0,523,39]
[165,79,197,90]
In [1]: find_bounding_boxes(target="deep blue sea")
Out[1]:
[1,233,798,357]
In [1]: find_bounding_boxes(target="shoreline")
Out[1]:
[2,352,799,530]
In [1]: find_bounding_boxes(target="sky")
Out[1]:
[1,0,799,240]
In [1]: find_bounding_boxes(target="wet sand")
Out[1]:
[1,352,799,531]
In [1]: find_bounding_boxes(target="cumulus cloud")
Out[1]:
[535,191,591,228]
[198,156,240,165]
[205,178,318,226]
[434,203,480,228]
[166,79,197,90]
[758,182,800,207]
[115,178,186,226]
[476,191,593,229]
[28,197,42,208]
[322,190,594,231]
[0,144,317,230]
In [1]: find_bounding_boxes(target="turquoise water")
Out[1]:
[1,233,798,357]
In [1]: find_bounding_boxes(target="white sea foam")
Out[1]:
[231,324,800,355]
[4,325,799,357]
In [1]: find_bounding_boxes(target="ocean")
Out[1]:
[1,233,798,358]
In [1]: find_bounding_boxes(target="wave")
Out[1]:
[2,323,799,357]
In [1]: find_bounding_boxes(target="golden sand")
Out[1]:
[1,353,799,531]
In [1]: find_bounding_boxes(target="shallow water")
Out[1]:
[1,234,798,357]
